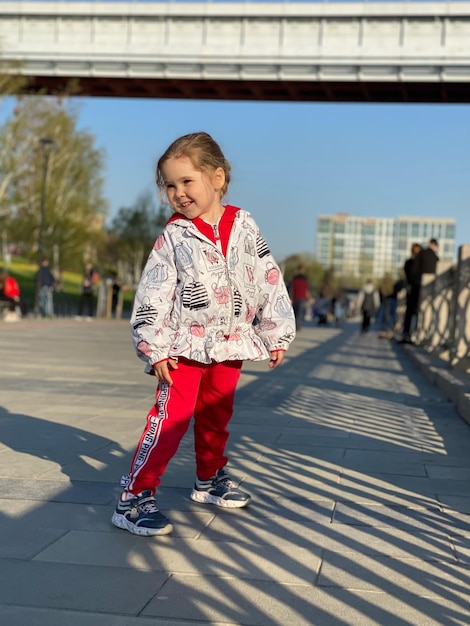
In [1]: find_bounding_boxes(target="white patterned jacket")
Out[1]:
[130,205,295,372]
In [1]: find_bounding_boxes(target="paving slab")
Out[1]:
[0,606,209,626]
[1,318,470,625]
[0,559,169,614]
[318,551,469,596]
[140,577,470,626]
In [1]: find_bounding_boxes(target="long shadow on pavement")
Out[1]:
[0,320,469,625]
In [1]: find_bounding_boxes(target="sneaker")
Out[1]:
[190,469,251,509]
[111,490,173,536]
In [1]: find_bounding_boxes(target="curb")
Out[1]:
[401,344,470,427]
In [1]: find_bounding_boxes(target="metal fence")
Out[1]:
[3,0,467,4]
[402,245,470,370]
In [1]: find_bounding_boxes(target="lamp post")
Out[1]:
[34,137,56,316]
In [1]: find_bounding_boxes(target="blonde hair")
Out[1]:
[156,132,231,198]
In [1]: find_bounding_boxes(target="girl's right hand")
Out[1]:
[153,358,178,385]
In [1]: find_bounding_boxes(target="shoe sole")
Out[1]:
[190,490,251,508]
[111,512,173,536]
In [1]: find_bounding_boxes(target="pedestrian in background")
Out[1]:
[389,277,406,331]
[333,296,346,327]
[77,263,97,319]
[417,238,439,276]
[111,275,121,318]
[357,279,380,334]
[400,238,439,344]
[315,290,331,326]
[0,267,27,320]
[35,258,56,318]
[288,264,310,330]
[111,132,295,537]
[400,242,423,344]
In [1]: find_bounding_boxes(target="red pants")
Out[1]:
[125,358,242,495]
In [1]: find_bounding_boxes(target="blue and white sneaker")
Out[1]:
[111,490,173,536]
[190,469,251,508]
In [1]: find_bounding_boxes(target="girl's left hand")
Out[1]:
[153,358,179,385]
[269,350,285,369]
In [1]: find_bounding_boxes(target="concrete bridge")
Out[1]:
[1,1,470,102]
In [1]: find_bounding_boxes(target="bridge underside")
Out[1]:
[23,75,470,104]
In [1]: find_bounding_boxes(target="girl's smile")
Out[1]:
[161,156,225,223]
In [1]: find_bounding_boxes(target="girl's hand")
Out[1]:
[269,350,285,369]
[153,358,179,385]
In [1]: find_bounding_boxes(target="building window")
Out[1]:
[318,219,331,233]
[361,224,375,236]
[445,224,455,239]
[444,243,454,257]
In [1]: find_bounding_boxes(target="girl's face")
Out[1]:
[161,156,225,222]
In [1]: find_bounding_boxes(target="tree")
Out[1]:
[105,192,169,285]
[0,96,108,271]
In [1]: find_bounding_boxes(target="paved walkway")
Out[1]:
[0,318,469,625]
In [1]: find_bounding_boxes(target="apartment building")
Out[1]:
[316,214,456,278]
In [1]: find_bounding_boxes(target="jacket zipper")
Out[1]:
[188,223,236,334]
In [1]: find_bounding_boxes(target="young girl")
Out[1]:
[112,132,295,536]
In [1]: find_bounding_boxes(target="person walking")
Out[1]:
[111,132,296,537]
[35,258,56,318]
[356,279,380,334]
[315,290,331,326]
[333,296,346,327]
[288,265,310,330]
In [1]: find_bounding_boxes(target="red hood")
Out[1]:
[167,205,240,257]
[166,204,240,225]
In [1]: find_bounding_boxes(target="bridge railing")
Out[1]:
[5,0,469,3]
[401,244,470,370]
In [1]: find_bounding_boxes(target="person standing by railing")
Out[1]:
[416,238,439,276]
[399,243,423,344]
[399,239,439,344]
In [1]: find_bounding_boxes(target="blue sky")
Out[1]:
[74,97,469,260]
[2,95,469,261]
